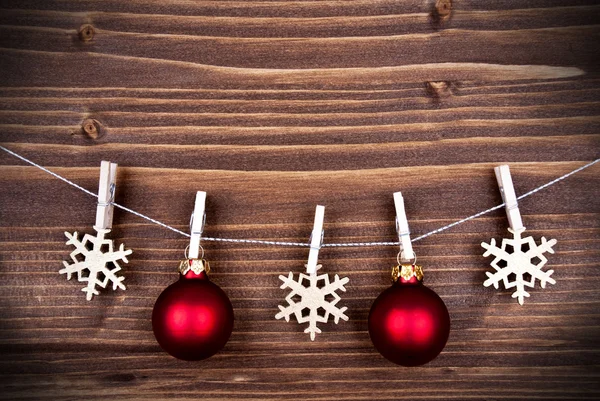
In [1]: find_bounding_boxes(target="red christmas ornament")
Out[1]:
[368,264,450,367]
[152,259,234,361]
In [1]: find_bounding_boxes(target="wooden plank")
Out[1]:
[0,48,587,89]
[1,6,599,37]
[0,25,598,70]
[1,137,599,170]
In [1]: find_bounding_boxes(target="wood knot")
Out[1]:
[425,81,454,99]
[78,24,95,42]
[82,118,103,139]
[431,0,452,24]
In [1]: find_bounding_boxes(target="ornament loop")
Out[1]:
[397,250,417,266]
[185,244,204,260]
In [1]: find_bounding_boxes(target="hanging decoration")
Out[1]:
[482,165,558,304]
[276,266,350,341]
[60,161,132,300]
[368,192,450,366]
[0,146,597,362]
[275,205,350,340]
[152,192,234,361]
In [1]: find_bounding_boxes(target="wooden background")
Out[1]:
[0,0,599,400]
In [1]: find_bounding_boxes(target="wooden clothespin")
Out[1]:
[306,205,325,275]
[188,191,207,259]
[95,161,118,230]
[393,192,415,263]
[494,165,525,232]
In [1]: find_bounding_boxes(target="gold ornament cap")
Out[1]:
[392,264,424,283]
[179,258,210,275]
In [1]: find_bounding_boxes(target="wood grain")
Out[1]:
[0,1,599,400]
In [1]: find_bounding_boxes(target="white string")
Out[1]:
[1,145,597,248]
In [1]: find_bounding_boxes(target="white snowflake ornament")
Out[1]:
[481,228,557,305]
[276,265,349,340]
[61,227,132,300]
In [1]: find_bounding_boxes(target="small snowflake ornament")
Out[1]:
[60,160,132,300]
[481,228,557,305]
[276,264,349,340]
[482,164,559,304]
[61,227,132,300]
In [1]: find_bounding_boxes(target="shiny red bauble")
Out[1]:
[368,267,450,367]
[152,269,234,361]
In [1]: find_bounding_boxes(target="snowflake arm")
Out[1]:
[59,260,88,280]
[319,274,349,323]
[481,239,512,266]
[322,303,349,324]
[62,231,89,279]
[278,272,307,294]
[320,274,349,295]
[523,237,557,288]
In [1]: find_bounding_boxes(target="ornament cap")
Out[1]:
[392,264,424,284]
[179,258,210,277]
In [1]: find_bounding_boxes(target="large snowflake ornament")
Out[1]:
[481,228,557,305]
[275,265,349,340]
[60,227,132,300]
